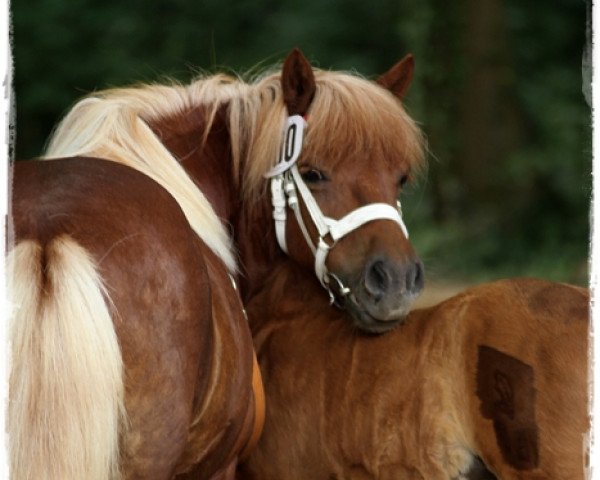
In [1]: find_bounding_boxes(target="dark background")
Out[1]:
[11,0,591,285]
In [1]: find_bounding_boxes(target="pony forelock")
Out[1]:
[230,69,427,201]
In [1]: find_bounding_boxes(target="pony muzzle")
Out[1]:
[358,256,425,320]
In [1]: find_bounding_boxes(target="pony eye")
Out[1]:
[398,175,409,188]
[301,169,327,183]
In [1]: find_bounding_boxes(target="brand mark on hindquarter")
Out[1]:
[476,345,539,470]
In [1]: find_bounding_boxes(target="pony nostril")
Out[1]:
[364,260,391,299]
[408,261,424,294]
[364,259,424,300]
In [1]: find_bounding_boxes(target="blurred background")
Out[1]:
[11,0,590,289]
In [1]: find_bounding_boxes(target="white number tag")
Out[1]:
[264,115,306,178]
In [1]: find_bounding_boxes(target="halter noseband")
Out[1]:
[264,115,409,305]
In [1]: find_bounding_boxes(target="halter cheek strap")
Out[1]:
[270,176,289,253]
[265,115,409,304]
[269,115,307,254]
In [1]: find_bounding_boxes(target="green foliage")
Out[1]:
[397,0,589,284]
[12,0,589,284]
[13,0,410,159]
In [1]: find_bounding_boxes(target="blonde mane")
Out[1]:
[44,76,245,271]
[44,67,425,269]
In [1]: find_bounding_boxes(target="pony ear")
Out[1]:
[281,48,316,116]
[377,54,415,99]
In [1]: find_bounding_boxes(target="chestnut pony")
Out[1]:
[239,265,589,479]
[232,54,590,479]
[8,49,424,479]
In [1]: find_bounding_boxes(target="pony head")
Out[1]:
[258,49,425,333]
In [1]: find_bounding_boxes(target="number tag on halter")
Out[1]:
[264,115,306,178]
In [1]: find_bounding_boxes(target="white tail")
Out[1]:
[8,237,126,480]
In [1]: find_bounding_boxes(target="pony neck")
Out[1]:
[149,104,240,224]
[235,191,286,303]
[149,101,284,299]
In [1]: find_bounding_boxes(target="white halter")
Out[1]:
[265,115,409,304]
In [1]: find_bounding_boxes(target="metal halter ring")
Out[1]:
[324,272,351,307]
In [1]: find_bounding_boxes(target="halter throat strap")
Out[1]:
[265,115,409,304]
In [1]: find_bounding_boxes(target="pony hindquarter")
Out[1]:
[239,265,589,480]
[9,158,257,480]
[8,236,124,480]
[460,279,589,479]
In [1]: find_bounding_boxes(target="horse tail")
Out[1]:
[8,236,126,480]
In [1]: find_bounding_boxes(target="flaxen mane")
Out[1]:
[43,77,242,271]
[44,68,425,268]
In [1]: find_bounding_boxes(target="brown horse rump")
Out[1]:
[10,157,257,479]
